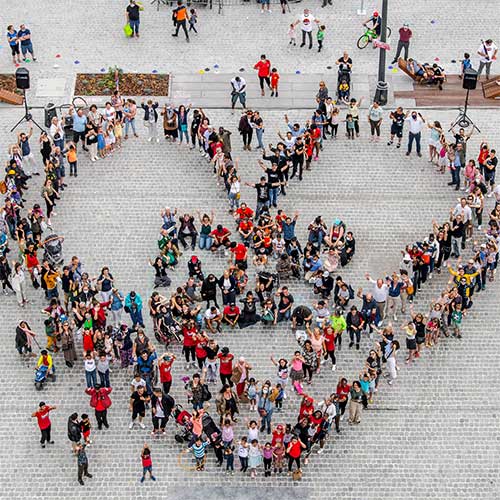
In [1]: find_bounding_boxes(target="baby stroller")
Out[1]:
[154,314,182,347]
[173,404,193,444]
[42,234,64,266]
[202,412,222,444]
[337,68,351,101]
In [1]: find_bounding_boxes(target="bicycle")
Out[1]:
[357,25,392,50]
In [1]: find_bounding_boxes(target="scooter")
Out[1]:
[34,364,56,390]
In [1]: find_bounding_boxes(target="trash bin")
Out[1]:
[44,102,57,128]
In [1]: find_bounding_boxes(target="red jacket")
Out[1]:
[86,387,112,411]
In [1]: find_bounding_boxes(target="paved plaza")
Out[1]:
[1,1,500,499]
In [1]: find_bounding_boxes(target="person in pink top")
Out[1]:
[289,351,305,394]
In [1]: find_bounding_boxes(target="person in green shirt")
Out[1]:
[317,25,326,53]
[330,309,346,350]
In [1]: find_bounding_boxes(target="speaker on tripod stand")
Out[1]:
[449,68,481,132]
[462,68,478,90]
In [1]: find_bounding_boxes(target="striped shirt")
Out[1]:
[190,441,209,459]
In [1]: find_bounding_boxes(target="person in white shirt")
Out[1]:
[230,76,246,110]
[404,110,425,157]
[293,9,320,50]
[365,273,389,324]
[477,39,498,79]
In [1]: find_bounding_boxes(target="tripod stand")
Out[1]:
[10,89,44,133]
[150,0,168,11]
[449,88,481,133]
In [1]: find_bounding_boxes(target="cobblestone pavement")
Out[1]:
[2,0,500,106]
[1,105,499,499]
[1,1,500,499]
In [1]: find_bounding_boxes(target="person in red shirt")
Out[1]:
[229,241,248,269]
[158,352,175,394]
[322,325,336,371]
[223,303,240,328]
[217,346,234,386]
[140,443,156,482]
[286,435,307,473]
[298,395,315,420]
[336,378,351,420]
[270,68,280,97]
[194,331,208,369]
[254,54,271,96]
[209,224,231,252]
[234,202,254,223]
[238,218,254,246]
[32,401,56,448]
[182,320,198,368]
[271,423,285,446]
[85,384,113,430]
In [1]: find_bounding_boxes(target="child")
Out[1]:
[222,418,234,448]
[338,80,350,100]
[224,445,235,475]
[67,143,78,177]
[288,24,296,46]
[450,303,463,339]
[247,378,258,411]
[273,441,285,474]
[270,68,280,98]
[317,25,325,53]
[345,114,355,140]
[460,52,472,78]
[331,107,340,138]
[106,123,115,154]
[262,442,273,477]
[274,383,284,411]
[189,437,210,471]
[114,118,123,149]
[238,436,249,472]
[80,414,92,445]
[189,9,198,33]
[140,444,156,482]
[247,419,259,442]
[248,439,262,478]
[97,126,106,158]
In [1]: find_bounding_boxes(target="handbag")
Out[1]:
[258,408,267,417]
[123,23,133,37]
[201,383,212,402]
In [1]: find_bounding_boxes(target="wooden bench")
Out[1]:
[398,58,423,82]
[482,79,500,99]
[0,89,23,105]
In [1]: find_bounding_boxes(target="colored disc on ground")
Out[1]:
[74,60,80,64]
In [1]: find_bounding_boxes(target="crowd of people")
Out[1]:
[3,3,499,487]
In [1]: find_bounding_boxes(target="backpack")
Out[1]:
[478,182,488,195]
[201,384,212,402]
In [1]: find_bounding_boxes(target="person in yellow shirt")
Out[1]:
[37,349,54,374]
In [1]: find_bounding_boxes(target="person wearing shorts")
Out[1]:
[388,107,404,147]
[7,26,21,64]
[17,24,36,61]
[129,385,150,429]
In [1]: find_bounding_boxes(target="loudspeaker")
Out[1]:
[463,68,478,90]
[15,67,30,90]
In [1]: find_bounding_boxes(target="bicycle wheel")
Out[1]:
[357,35,370,50]
[72,96,88,110]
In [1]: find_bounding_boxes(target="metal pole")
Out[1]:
[357,0,366,16]
[374,0,388,105]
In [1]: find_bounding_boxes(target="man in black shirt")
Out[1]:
[388,106,405,147]
[485,149,497,195]
[126,0,141,38]
[129,385,150,429]
[290,136,305,180]
[450,214,465,258]
[276,286,294,322]
[245,176,273,218]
